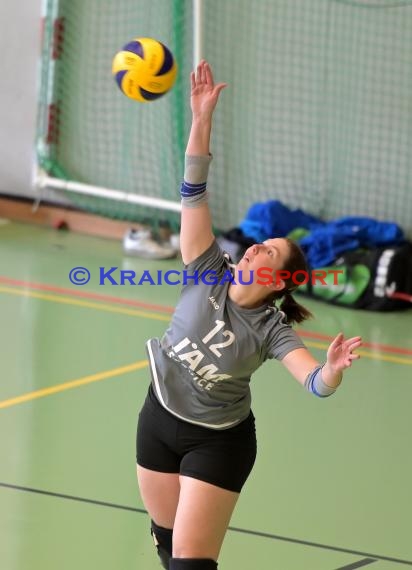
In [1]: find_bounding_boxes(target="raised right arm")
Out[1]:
[179,60,227,265]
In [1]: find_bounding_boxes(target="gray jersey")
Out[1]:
[146,240,306,429]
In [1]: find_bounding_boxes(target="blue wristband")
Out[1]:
[180,155,212,208]
[304,364,337,398]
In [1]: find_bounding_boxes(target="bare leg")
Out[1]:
[137,464,180,527]
[172,475,239,561]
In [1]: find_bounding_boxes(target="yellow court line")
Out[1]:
[0,286,170,322]
[305,340,412,366]
[0,360,149,410]
[1,285,411,366]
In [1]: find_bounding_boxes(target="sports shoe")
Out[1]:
[169,233,180,253]
[123,228,177,260]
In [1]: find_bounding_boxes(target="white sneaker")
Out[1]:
[123,228,177,259]
[169,233,180,253]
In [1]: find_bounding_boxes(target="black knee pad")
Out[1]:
[150,520,173,570]
[169,558,218,570]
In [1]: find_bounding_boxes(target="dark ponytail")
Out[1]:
[279,291,313,325]
[270,238,313,325]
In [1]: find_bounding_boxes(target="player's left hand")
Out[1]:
[326,333,362,373]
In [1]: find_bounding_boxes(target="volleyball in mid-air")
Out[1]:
[112,37,177,102]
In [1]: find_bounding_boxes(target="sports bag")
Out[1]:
[298,243,412,311]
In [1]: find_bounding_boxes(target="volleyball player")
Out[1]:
[136,60,362,570]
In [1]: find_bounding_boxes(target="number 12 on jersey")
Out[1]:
[173,320,235,358]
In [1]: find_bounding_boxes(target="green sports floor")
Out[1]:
[1,220,411,570]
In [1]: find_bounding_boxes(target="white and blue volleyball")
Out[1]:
[112,37,177,102]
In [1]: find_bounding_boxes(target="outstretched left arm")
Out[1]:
[281,333,362,394]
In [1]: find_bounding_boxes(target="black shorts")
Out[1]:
[136,385,257,493]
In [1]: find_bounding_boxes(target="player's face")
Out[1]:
[238,238,290,274]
